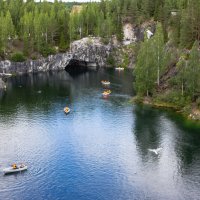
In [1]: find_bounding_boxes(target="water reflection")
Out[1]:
[0,69,199,200]
[133,104,200,200]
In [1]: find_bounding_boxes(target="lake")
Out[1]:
[0,69,200,200]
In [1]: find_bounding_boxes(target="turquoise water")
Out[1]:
[0,69,200,200]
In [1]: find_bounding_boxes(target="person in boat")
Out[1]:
[12,164,18,169]
[20,163,25,168]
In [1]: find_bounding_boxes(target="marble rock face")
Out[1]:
[0,37,113,75]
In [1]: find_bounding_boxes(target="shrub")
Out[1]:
[107,54,115,67]
[31,55,37,60]
[11,52,26,62]
[40,46,56,57]
[154,90,191,108]
[101,37,109,45]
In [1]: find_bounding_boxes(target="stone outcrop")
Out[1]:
[0,53,72,75]
[122,21,156,45]
[71,37,113,67]
[0,37,113,76]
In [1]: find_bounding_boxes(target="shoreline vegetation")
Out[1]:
[132,96,200,122]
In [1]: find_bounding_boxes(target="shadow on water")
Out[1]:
[0,69,200,200]
[133,103,200,173]
[133,105,162,159]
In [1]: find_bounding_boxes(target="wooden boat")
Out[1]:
[105,90,111,94]
[102,90,111,97]
[101,80,110,86]
[3,164,27,175]
[64,107,70,114]
[115,67,124,71]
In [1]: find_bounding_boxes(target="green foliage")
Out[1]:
[196,97,200,109]
[134,22,166,96]
[40,45,56,57]
[135,35,156,97]
[186,41,200,98]
[154,90,191,108]
[59,33,68,52]
[122,53,129,68]
[101,37,110,45]
[11,52,26,62]
[106,54,115,67]
[152,23,165,86]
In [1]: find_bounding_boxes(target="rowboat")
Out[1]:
[101,80,110,86]
[115,67,124,71]
[102,90,111,97]
[3,164,27,175]
[64,107,70,114]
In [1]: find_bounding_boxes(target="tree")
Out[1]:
[176,55,187,96]
[135,35,156,96]
[186,41,200,98]
[152,23,165,86]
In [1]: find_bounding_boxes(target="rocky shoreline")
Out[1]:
[0,53,70,75]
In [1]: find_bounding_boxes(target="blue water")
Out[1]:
[0,69,200,200]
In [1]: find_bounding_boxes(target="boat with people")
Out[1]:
[101,80,111,86]
[115,67,124,71]
[64,107,70,114]
[102,90,111,98]
[3,164,27,175]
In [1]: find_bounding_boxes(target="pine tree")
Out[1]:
[180,9,193,48]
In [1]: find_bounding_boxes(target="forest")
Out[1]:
[0,0,199,110]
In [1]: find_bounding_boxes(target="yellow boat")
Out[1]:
[102,90,111,97]
[105,90,111,94]
[64,107,70,114]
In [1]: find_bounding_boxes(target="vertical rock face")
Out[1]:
[0,37,113,76]
[71,37,113,67]
[0,53,72,75]
[122,21,156,45]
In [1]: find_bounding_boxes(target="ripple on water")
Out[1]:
[0,70,200,200]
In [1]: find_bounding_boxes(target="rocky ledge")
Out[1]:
[0,37,113,76]
[0,53,71,75]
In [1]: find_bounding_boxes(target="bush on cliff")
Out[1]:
[40,46,56,57]
[107,54,115,67]
[11,52,26,62]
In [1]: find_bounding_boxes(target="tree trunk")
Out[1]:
[181,81,184,96]
[45,29,48,43]
[157,51,160,86]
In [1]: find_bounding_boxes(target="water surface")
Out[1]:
[0,69,200,200]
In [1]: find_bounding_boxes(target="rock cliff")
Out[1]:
[0,37,113,76]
